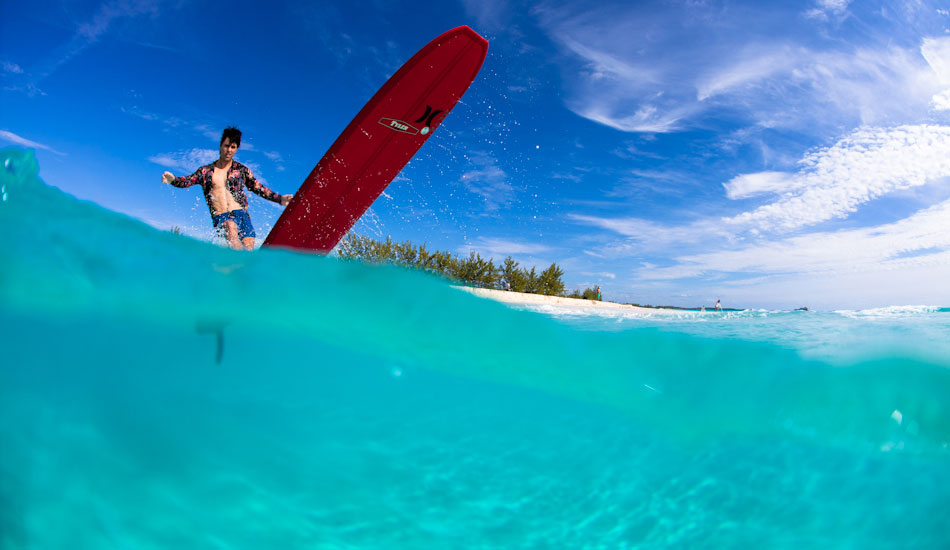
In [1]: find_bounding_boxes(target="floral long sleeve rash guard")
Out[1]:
[170,161,282,220]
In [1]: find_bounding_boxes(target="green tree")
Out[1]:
[520,266,539,294]
[455,251,499,287]
[538,263,565,296]
[500,256,520,290]
[337,233,369,259]
[337,233,570,298]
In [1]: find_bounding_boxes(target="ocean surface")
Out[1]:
[2,146,949,549]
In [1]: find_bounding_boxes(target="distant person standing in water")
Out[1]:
[715,299,722,311]
[162,127,293,250]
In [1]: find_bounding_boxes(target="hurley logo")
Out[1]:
[414,105,443,128]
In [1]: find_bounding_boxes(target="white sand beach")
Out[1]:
[456,286,688,315]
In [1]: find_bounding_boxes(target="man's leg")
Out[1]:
[224,220,243,250]
[235,210,256,251]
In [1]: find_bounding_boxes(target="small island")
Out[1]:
[339,234,741,312]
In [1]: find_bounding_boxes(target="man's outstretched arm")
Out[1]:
[244,168,293,205]
[162,168,203,188]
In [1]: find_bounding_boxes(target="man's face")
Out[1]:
[220,138,239,161]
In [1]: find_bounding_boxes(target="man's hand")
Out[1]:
[162,171,175,185]
[279,194,293,206]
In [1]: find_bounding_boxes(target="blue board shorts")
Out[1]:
[212,209,256,239]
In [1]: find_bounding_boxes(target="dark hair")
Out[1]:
[221,127,242,147]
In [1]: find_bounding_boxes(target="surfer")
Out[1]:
[162,127,293,250]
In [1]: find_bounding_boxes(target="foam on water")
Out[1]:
[834,305,947,318]
[522,303,950,367]
[2,147,949,548]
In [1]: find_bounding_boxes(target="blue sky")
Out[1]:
[2,0,949,309]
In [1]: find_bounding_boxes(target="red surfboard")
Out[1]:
[263,26,489,253]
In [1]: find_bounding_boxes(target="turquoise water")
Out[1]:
[2,147,949,548]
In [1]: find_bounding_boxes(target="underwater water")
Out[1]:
[1,146,949,549]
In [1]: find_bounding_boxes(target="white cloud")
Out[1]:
[568,214,665,240]
[459,0,510,31]
[725,125,950,232]
[460,237,553,257]
[551,171,583,183]
[921,36,950,84]
[2,83,46,97]
[818,0,851,11]
[77,0,160,42]
[571,125,950,249]
[558,37,659,84]
[121,106,160,121]
[702,44,940,128]
[194,124,222,141]
[263,150,286,172]
[460,152,515,211]
[2,61,23,74]
[723,171,805,199]
[804,0,852,20]
[636,199,950,281]
[575,104,691,134]
[47,0,160,78]
[0,130,65,155]
[580,271,617,279]
[148,149,218,171]
[934,89,950,111]
[533,3,944,135]
[129,114,249,150]
[568,214,727,250]
[696,49,794,101]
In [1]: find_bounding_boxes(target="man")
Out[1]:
[162,127,292,250]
